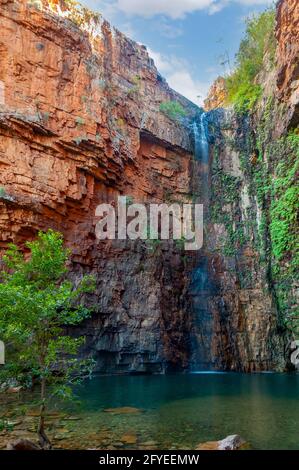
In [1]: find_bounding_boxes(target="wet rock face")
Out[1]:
[0,0,195,373]
[188,110,286,372]
[276,0,299,129]
[186,0,297,373]
[69,241,192,373]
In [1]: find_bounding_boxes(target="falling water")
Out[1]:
[193,112,209,163]
[190,112,215,371]
[192,113,210,207]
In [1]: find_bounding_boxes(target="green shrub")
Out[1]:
[159,101,186,121]
[0,230,96,448]
[0,419,14,432]
[27,0,43,10]
[75,117,85,126]
[127,75,141,96]
[270,132,299,265]
[226,9,276,111]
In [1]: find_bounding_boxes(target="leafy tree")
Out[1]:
[226,8,276,111]
[0,230,96,448]
[159,101,187,120]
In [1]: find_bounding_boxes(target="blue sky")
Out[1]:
[81,0,274,104]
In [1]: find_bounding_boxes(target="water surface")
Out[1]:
[1,372,298,450]
[69,372,299,450]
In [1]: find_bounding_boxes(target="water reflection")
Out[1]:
[69,373,299,450]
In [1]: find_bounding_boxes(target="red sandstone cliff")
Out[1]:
[204,77,227,112]
[276,0,299,128]
[0,0,294,373]
[0,0,197,372]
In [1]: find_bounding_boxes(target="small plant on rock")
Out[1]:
[0,187,6,198]
[159,101,187,121]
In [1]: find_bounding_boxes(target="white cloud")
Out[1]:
[167,71,210,105]
[147,49,181,74]
[236,0,273,4]
[115,0,216,19]
[114,0,274,19]
[148,49,209,105]
[119,21,136,38]
[155,18,183,38]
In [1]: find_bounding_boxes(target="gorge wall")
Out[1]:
[195,0,298,371]
[0,0,297,373]
[0,0,197,373]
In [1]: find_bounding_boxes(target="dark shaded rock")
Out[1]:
[7,439,41,451]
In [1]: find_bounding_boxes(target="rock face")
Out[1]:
[0,0,294,373]
[189,0,298,372]
[276,0,299,129]
[204,77,227,112]
[0,0,196,373]
[189,109,286,371]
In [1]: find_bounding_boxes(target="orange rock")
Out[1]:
[120,433,138,445]
[204,77,227,111]
[7,386,22,393]
[196,441,219,450]
[276,0,299,128]
[103,407,142,415]
[276,0,299,102]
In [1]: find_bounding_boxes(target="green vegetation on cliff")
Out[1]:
[247,102,299,336]
[226,9,276,111]
[210,148,247,258]
[250,107,298,336]
[159,101,187,120]
[210,100,298,337]
[270,131,299,266]
[213,3,298,336]
[268,130,299,336]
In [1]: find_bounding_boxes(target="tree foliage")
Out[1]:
[226,9,276,111]
[0,230,96,447]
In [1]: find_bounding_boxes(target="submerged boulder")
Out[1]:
[103,407,142,414]
[120,433,138,445]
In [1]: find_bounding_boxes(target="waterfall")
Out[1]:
[190,112,215,371]
[192,113,210,206]
[193,113,209,163]
[190,258,215,371]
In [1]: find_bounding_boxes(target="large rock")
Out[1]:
[7,439,41,451]
[196,435,248,451]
